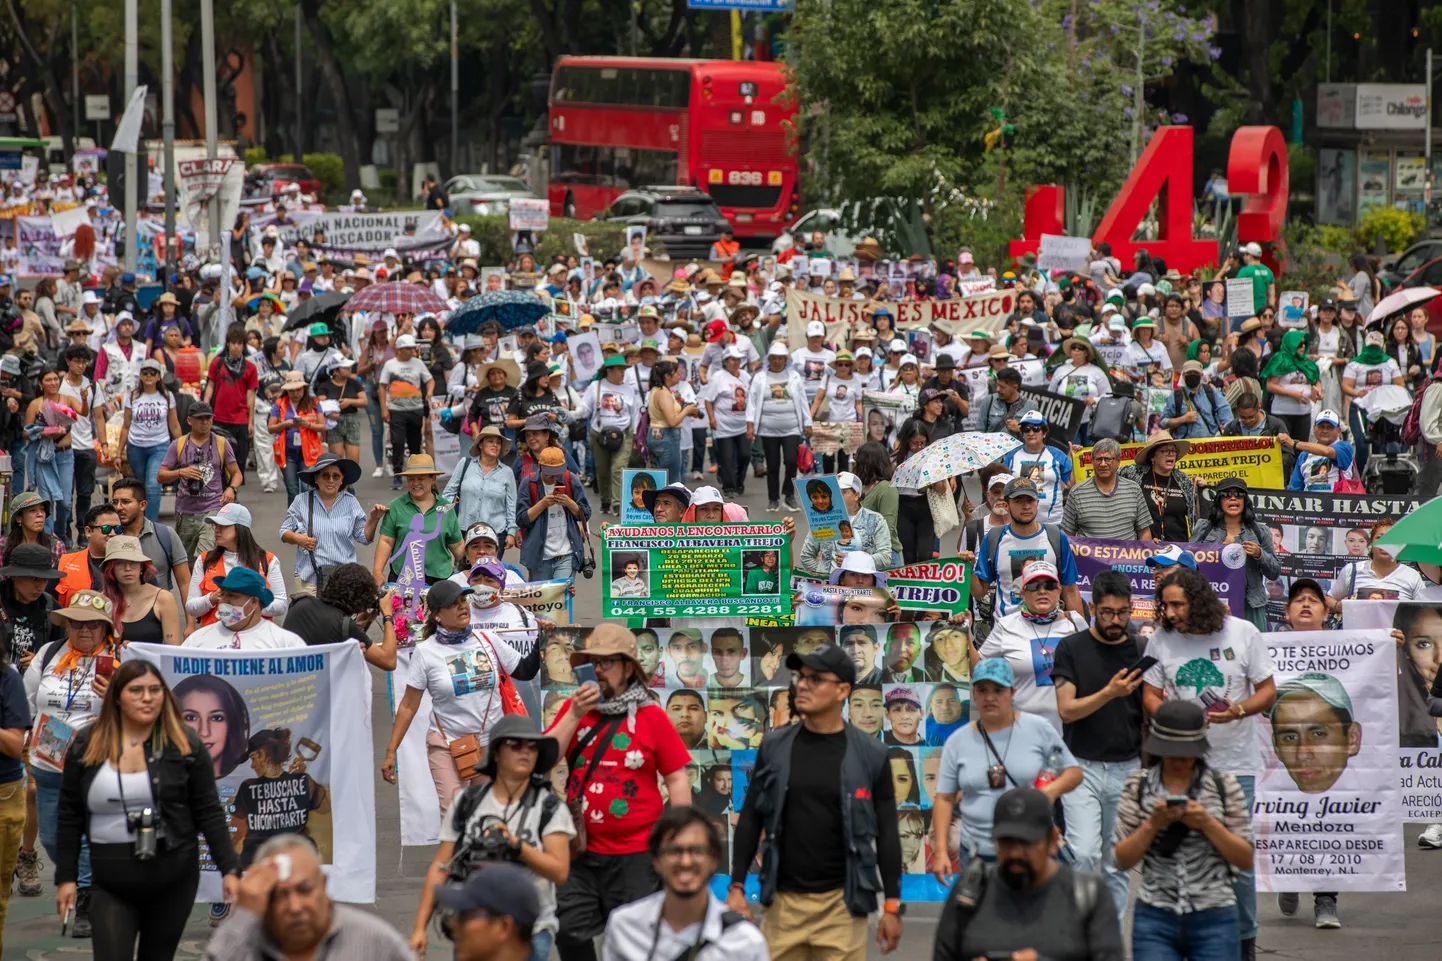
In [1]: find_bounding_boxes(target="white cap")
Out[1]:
[383,247,399,259]
[458,223,472,233]
[988,472,1015,489]
[691,486,723,507]
[724,344,749,360]
[854,346,873,359]
[899,353,919,367]
[767,341,790,358]
[1137,282,1155,296]
[1242,241,1263,257]
[1099,302,1119,316]
[1019,560,1060,586]
[1315,408,1341,427]
[888,338,907,353]
[836,471,862,494]
[806,320,826,338]
[465,522,499,545]
[838,551,878,577]
[395,334,418,349]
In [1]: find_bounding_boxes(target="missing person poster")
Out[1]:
[620,469,667,525]
[1254,628,1404,893]
[882,558,974,619]
[129,642,376,902]
[602,523,792,618]
[531,623,964,900]
[1072,436,1285,488]
[1070,538,1248,617]
[800,475,847,541]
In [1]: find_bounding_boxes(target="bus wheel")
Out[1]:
[564,193,577,219]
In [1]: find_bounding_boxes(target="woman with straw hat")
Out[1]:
[443,426,518,549]
[374,453,466,587]
[1119,431,1198,542]
[267,369,327,505]
[101,534,181,645]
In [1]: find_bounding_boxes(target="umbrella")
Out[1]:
[1367,286,1439,325]
[891,432,1021,490]
[446,290,551,336]
[344,282,448,316]
[283,290,351,332]
[1374,498,1442,566]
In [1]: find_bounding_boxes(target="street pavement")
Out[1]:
[4,433,1442,959]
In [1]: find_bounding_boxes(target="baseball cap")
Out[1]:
[1108,317,1126,331]
[690,486,723,507]
[1146,544,1198,569]
[992,787,1055,843]
[383,247,399,259]
[468,556,508,585]
[433,862,540,931]
[1004,478,1038,500]
[1242,242,1263,257]
[1315,408,1341,427]
[1267,672,1354,721]
[205,504,253,529]
[972,657,1016,688]
[1181,360,1204,375]
[426,579,473,612]
[1018,410,1046,427]
[725,344,748,360]
[767,341,789,358]
[959,251,974,264]
[836,471,862,494]
[1019,560,1060,587]
[854,347,873,359]
[395,334,418,349]
[988,472,1015,490]
[464,523,500,547]
[884,685,922,710]
[806,320,826,338]
[888,338,907,353]
[642,482,692,514]
[1287,577,1327,603]
[538,447,567,475]
[899,354,919,368]
[785,643,856,686]
[187,401,214,418]
[1364,331,1384,349]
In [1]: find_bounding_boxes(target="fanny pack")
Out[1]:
[598,427,625,451]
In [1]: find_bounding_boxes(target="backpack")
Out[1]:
[1089,395,1138,442]
[1171,385,1222,432]
[940,856,1103,951]
[980,522,1064,583]
[445,777,564,883]
[528,471,576,510]
[1400,380,1439,446]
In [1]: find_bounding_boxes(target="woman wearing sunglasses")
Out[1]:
[1190,478,1281,632]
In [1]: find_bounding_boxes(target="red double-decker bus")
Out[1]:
[547,56,799,240]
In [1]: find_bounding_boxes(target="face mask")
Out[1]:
[216,599,253,630]
[469,585,499,607]
[1184,375,1202,390]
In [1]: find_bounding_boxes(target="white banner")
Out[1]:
[785,287,1017,350]
[509,198,550,232]
[178,158,245,253]
[393,648,442,846]
[129,642,377,902]
[1344,599,1442,821]
[430,396,462,476]
[1036,234,1091,272]
[269,210,451,255]
[1254,627,1405,892]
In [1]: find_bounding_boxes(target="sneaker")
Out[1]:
[1277,892,1299,917]
[372,466,384,478]
[209,901,232,928]
[690,470,703,481]
[601,503,612,515]
[385,462,394,476]
[753,464,767,478]
[767,500,780,512]
[1314,896,1341,929]
[13,848,41,897]
[71,887,92,938]
[783,494,801,512]
[1418,823,1442,848]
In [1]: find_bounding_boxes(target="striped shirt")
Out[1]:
[1060,476,1153,541]
[1113,765,1250,915]
[203,903,412,961]
[279,489,371,584]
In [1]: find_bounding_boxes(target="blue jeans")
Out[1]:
[10,437,26,495]
[650,426,683,485]
[127,440,171,522]
[47,447,76,540]
[1131,902,1239,961]
[33,766,90,887]
[282,447,304,504]
[1061,756,1138,922]
[365,382,385,469]
[1233,774,1255,940]
[530,928,554,961]
[528,555,575,583]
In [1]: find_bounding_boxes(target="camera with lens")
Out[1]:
[579,555,596,579]
[127,807,158,860]
[186,476,205,496]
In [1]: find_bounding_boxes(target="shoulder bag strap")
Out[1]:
[306,490,321,579]
[570,714,624,794]
[976,721,1021,788]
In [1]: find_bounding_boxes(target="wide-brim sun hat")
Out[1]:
[301,452,362,487]
[398,454,444,476]
[1133,430,1191,468]
[50,589,117,626]
[102,535,149,565]
[569,621,644,673]
[469,424,514,459]
[1142,700,1210,758]
[475,714,559,777]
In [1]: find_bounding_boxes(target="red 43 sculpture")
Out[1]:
[1009,125,1288,274]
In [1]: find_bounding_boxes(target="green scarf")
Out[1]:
[1353,342,1390,366]
[1185,339,1208,362]
[1259,329,1320,384]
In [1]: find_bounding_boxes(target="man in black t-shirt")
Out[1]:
[423,175,448,212]
[1049,570,1144,922]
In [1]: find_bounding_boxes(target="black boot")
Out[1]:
[1241,937,1255,961]
[71,886,92,938]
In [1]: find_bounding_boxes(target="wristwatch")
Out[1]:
[883,899,905,916]
[1232,703,1246,720]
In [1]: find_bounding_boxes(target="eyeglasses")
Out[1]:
[91,524,123,535]
[660,844,713,860]
[593,655,624,670]
[1095,606,1132,621]
[497,738,538,753]
[1091,455,1117,465]
[1022,580,1059,592]
[1020,425,1045,433]
[795,670,839,687]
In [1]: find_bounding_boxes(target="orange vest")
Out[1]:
[272,395,324,470]
[198,551,278,627]
[56,550,97,610]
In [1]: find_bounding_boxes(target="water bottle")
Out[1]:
[1034,746,1064,790]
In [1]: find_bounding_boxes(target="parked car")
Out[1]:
[596,186,731,260]
[1381,239,1442,289]
[245,163,323,202]
[443,174,537,217]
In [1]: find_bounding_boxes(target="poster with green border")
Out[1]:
[602,522,792,619]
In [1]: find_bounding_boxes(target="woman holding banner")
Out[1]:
[1190,478,1281,632]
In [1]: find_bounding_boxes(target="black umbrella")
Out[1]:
[283,290,352,332]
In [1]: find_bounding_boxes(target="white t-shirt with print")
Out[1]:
[790,347,836,402]
[24,648,103,773]
[1328,560,1426,602]
[123,390,175,447]
[1342,358,1401,393]
[1143,616,1276,775]
[704,370,750,438]
[408,629,524,743]
[979,610,1089,733]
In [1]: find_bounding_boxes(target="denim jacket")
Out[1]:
[1190,519,1281,610]
[443,455,519,536]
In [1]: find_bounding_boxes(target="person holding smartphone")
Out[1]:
[1114,701,1255,961]
[1050,571,1147,923]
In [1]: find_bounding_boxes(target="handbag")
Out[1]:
[306,491,339,591]
[435,714,486,777]
[598,427,625,451]
[566,714,623,856]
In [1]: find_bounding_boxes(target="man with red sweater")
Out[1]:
[544,623,692,961]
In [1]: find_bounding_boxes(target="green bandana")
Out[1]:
[1260,329,1320,385]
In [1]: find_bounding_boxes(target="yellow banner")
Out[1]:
[1072,435,1285,488]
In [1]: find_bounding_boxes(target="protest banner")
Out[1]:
[1226,277,1255,318]
[531,622,962,900]
[601,523,792,618]
[1072,435,1285,488]
[500,578,572,626]
[1248,490,1427,625]
[621,469,667,525]
[1095,342,1129,368]
[129,642,376,902]
[1254,627,1404,892]
[1015,385,1085,444]
[1344,600,1442,821]
[809,421,864,455]
[1036,234,1092,272]
[784,287,1017,350]
[177,157,245,254]
[270,210,451,257]
[509,197,550,232]
[1070,537,1248,616]
[800,474,847,541]
[885,557,974,618]
[862,389,916,448]
[428,396,461,475]
[789,579,898,625]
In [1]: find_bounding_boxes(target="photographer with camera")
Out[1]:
[410,714,574,961]
[56,659,241,958]
[157,401,242,565]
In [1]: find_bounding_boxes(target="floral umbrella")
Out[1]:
[891,432,1021,490]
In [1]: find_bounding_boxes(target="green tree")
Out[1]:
[1175,658,1225,694]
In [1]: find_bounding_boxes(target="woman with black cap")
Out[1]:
[1191,477,1280,632]
[1114,700,1255,961]
[409,714,573,961]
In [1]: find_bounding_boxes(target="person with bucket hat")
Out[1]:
[410,715,574,961]
[100,534,181,645]
[281,452,381,598]
[119,357,181,523]
[181,565,303,650]
[443,425,520,546]
[1118,430,1199,542]
[23,587,126,938]
[379,333,436,490]
[268,369,328,503]
[185,503,288,630]
[157,399,244,563]
[542,623,692,961]
[373,453,466,586]
[513,413,582,492]
[295,320,343,390]
[1114,700,1255,960]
